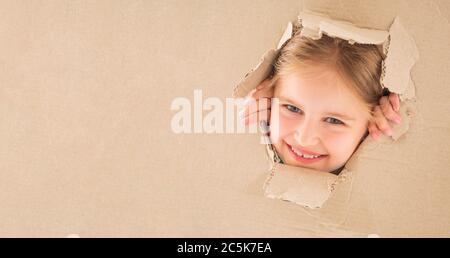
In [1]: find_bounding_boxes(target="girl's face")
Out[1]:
[269,66,370,173]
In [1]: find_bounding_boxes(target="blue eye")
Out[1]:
[326,117,344,125]
[285,105,301,113]
[283,104,345,125]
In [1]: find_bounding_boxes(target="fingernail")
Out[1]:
[394,117,402,124]
[259,120,270,133]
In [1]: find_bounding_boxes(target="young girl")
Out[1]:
[240,32,402,175]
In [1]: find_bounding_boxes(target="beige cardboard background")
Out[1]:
[0,0,449,237]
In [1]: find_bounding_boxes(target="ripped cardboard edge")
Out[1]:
[263,163,339,209]
[233,11,419,209]
[232,21,294,99]
[382,16,420,100]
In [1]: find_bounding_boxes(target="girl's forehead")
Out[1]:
[275,69,349,97]
[274,70,369,117]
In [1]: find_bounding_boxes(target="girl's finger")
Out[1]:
[241,108,272,126]
[240,98,271,119]
[373,106,393,136]
[245,88,258,100]
[256,78,272,90]
[368,121,381,140]
[380,97,402,124]
[243,95,256,105]
[388,93,400,112]
[252,82,274,99]
[243,109,271,126]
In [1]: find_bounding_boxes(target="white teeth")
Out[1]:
[290,146,321,159]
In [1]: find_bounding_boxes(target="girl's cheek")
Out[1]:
[270,112,295,144]
[321,131,357,157]
[278,114,299,137]
[270,111,299,143]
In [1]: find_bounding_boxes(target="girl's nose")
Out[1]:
[293,119,320,146]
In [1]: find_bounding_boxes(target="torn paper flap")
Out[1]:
[298,11,389,44]
[277,22,294,49]
[232,49,278,98]
[264,163,339,209]
[400,78,416,101]
[233,21,295,99]
[382,16,420,95]
[391,100,416,140]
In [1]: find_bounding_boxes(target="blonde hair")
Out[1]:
[271,29,384,122]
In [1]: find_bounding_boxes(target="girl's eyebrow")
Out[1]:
[277,95,356,121]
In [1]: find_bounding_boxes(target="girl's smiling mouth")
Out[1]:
[285,142,328,164]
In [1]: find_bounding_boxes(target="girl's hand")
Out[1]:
[368,92,402,140]
[239,78,274,126]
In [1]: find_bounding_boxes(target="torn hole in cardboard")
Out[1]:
[233,11,419,212]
